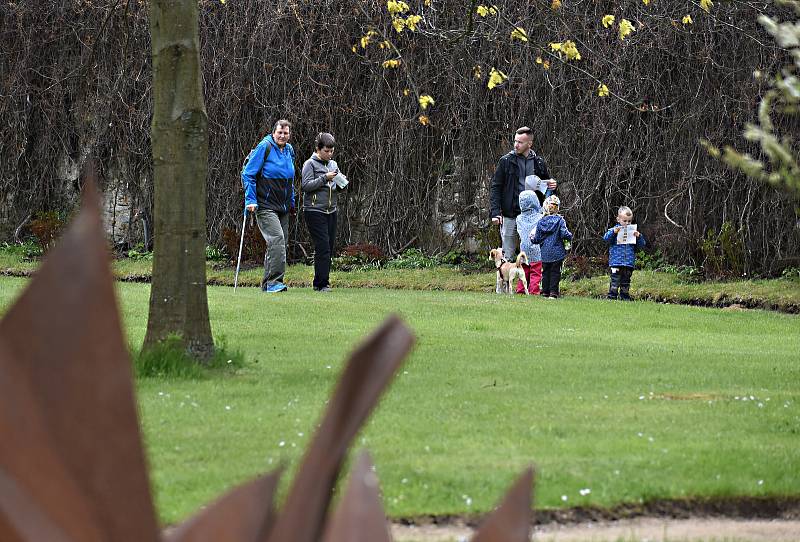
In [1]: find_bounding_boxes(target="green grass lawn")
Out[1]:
[0,276,798,526]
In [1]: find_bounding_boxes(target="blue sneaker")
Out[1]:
[263,282,288,293]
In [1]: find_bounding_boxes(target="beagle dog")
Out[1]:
[489,249,529,295]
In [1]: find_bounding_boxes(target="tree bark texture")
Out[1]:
[144,0,213,360]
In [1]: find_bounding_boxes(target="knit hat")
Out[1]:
[543,195,560,213]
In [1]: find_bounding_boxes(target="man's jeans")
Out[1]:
[256,209,288,288]
[501,216,519,260]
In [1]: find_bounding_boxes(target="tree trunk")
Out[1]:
[143,0,213,361]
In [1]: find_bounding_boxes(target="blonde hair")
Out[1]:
[544,195,561,214]
[617,206,633,218]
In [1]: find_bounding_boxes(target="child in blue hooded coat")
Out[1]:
[603,205,646,300]
[515,190,544,294]
[531,195,572,298]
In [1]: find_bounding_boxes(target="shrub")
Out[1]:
[440,249,466,266]
[221,221,266,263]
[636,248,667,271]
[127,243,153,261]
[205,244,227,261]
[385,248,439,269]
[701,222,745,280]
[332,243,387,271]
[29,211,67,253]
[564,254,608,280]
[781,267,800,280]
[0,241,42,259]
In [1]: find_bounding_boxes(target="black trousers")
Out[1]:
[608,266,634,300]
[304,210,337,290]
[540,260,563,297]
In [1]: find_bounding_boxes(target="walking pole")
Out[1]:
[234,210,248,292]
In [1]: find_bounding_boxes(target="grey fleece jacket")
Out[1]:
[301,153,342,214]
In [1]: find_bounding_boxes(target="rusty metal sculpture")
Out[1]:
[0,174,535,541]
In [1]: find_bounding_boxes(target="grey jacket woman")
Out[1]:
[301,154,341,214]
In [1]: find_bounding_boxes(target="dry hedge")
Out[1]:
[1,0,798,274]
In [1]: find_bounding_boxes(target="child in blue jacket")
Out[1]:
[515,190,544,294]
[531,195,573,298]
[603,205,646,300]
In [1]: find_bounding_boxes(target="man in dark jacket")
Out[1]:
[242,119,296,293]
[490,126,557,260]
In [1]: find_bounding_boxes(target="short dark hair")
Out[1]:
[272,119,292,132]
[515,126,533,137]
[315,132,336,149]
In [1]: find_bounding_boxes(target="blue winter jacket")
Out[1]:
[242,135,296,213]
[532,214,572,263]
[603,225,646,267]
[516,190,543,262]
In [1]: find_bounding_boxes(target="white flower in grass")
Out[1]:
[579,488,591,496]
[278,440,285,447]
[561,495,568,502]
[758,479,764,486]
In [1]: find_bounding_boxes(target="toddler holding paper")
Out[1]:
[603,205,646,300]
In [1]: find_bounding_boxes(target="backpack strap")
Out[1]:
[242,137,273,173]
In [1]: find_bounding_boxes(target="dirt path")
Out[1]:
[392,518,800,541]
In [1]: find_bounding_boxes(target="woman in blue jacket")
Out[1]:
[242,119,296,293]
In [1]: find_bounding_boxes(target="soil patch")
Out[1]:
[392,518,800,541]
[393,496,800,540]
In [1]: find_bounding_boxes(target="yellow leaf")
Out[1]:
[418,115,430,126]
[387,0,410,14]
[598,83,610,97]
[418,94,435,109]
[561,40,581,60]
[403,88,410,96]
[511,27,528,42]
[487,67,507,89]
[619,19,635,40]
[700,0,713,12]
[405,14,422,31]
[535,56,542,64]
[424,0,431,5]
[542,60,550,70]
[602,15,615,28]
[382,59,401,68]
[360,30,378,49]
[476,5,489,16]
[351,45,357,53]
[392,18,406,32]
[551,0,561,10]
[682,14,693,25]
[642,0,650,5]
[473,65,482,79]
[550,41,580,61]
